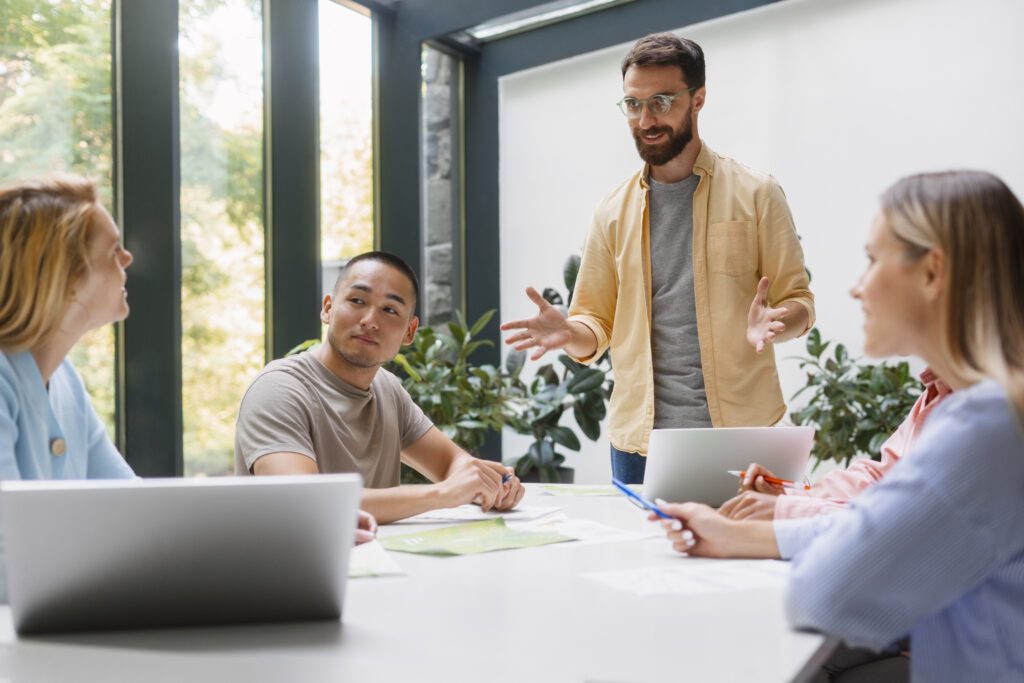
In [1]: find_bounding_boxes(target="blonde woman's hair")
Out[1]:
[881,170,1024,423]
[0,176,100,352]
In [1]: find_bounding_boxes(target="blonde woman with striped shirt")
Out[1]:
[654,170,1024,682]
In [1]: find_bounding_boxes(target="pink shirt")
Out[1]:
[775,369,953,519]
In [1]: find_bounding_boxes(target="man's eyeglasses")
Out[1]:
[616,87,697,119]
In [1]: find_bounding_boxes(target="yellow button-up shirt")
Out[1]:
[567,144,815,455]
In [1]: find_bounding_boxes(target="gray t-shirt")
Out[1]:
[233,348,433,487]
[648,174,713,429]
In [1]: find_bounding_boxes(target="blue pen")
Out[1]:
[611,478,672,519]
[501,473,512,484]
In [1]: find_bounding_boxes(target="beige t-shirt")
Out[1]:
[233,349,433,487]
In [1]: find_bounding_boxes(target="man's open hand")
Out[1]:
[500,287,573,361]
[746,277,788,354]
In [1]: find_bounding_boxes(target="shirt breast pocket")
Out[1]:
[707,220,756,275]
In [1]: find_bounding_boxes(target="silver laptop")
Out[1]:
[0,474,361,634]
[643,426,814,507]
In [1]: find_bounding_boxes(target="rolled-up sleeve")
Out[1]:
[567,212,617,364]
[758,179,814,334]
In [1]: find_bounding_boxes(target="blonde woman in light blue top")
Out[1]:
[0,177,136,599]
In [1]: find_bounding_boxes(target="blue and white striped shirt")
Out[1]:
[775,380,1024,682]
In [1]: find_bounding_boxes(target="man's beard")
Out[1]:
[327,331,385,370]
[338,350,383,369]
[633,110,693,166]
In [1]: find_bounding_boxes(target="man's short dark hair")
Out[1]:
[334,250,420,309]
[621,32,705,89]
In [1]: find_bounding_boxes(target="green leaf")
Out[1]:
[563,254,581,297]
[834,344,848,364]
[515,454,534,478]
[805,327,823,358]
[547,425,581,451]
[528,440,556,466]
[505,349,526,378]
[574,403,601,440]
[868,431,888,455]
[558,354,585,374]
[541,440,555,465]
[392,354,423,382]
[447,321,467,344]
[284,338,320,357]
[581,392,607,421]
[538,365,560,386]
[566,368,604,394]
[468,309,496,337]
[463,339,494,358]
[541,288,563,306]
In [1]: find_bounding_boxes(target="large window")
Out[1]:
[3,1,382,474]
[320,0,374,289]
[179,0,265,476]
[0,0,116,438]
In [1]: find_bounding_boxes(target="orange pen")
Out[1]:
[727,470,811,491]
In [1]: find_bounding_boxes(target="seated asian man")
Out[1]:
[234,251,524,524]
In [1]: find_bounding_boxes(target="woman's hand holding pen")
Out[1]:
[648,500,782,559]
[648,501,731,557]
[737,463,787,495]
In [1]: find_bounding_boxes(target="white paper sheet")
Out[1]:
[510,515,657,546]
[348,539,406,578]
[582,560,790,596]
[399,505,562,524]
[536,484,631,497]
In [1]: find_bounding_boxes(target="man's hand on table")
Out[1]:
[355,509,378,545]
[438,455,524,511]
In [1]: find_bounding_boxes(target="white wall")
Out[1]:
[499,0,1024,483]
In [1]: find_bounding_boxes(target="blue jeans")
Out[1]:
[610,445,646,485]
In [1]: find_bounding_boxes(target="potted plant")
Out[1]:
[504,255,613,483]
[789,327,923,468]
[389,310,525,483]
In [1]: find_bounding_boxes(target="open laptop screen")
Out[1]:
[0,474,361,634]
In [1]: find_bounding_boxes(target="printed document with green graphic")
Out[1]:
[380,518,574,556]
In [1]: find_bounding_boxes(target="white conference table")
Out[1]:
[0,485,833,682]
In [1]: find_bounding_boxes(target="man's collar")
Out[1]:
[638,142,715,190]
[693,141,715,177]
